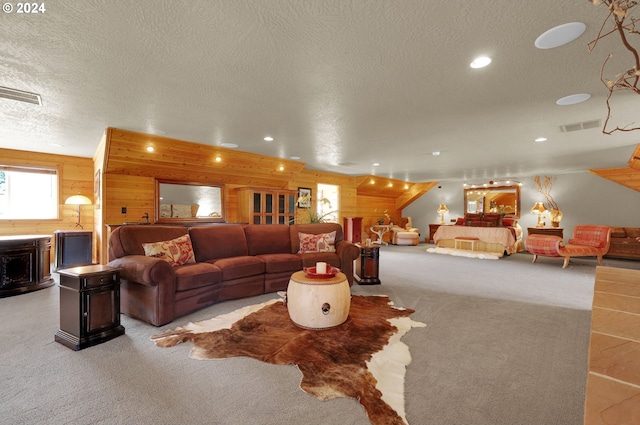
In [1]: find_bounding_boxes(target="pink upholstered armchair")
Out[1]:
[525,224,612,268]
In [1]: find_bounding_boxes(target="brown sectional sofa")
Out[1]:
[107,222,360,326]
[605,227,640,260]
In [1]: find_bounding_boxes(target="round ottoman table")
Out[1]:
[287,270,351,329]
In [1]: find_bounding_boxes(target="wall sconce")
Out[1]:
[437,204,449,224]
[530,202,547,228]
[65,195,93,229]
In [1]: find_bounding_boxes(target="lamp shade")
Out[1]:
[65,195,92,205]
[530,202,547,214]
[437,204,449,214]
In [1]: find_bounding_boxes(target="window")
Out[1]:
[0,166,59,219]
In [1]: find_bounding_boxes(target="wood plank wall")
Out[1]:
[94,128,432,262]
[0,148,95,260]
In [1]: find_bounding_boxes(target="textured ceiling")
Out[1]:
[1,0,639,183]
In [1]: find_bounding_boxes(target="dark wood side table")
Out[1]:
[355,244,380,285]
[0,235,53,298]
[55,265,125,351]
[428,224,444,243]
[54,230,93,271]
[527,227,564,239]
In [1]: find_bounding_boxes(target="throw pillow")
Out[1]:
[298,231,336,253]
[568,238,605,249]
[142,234,196,266]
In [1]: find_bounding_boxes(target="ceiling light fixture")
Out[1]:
[470,56,491,69]
[556,93,591,105]
[146,146,154,152]
[264,136,274,142]
[290,156,301,160]
[534,137,547,143]
[432,151,441,156]
[221,143,238,148]
[278,165,284,171]
[373,163,380,167]
[535,22,586,49]
[214,156,222,162]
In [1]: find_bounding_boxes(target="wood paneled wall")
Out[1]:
[0,148,95,260]
[94,128,436,262]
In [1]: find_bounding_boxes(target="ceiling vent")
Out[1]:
[560,119,601,133]
[0,86,42,105]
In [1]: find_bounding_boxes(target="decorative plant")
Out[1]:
[534,176,563,226]
[588,0,640,134]
[298,195,336,223]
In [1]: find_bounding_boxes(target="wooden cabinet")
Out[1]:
[55,265,124,350]
[54,230,93,271]
[237,187,297,225]
[527,227,564,239]
[0,235,54,297]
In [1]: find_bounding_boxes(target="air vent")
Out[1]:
[560,119,601,132]
[0,86,42,105]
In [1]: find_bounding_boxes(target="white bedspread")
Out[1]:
[433,225,518,254]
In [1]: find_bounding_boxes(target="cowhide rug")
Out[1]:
[151,295,425,425]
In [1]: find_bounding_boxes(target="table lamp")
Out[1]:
[437,204,449,224]
[530,202,547,227]
[65,195,93,229]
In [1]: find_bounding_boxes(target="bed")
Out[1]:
[433,216,523,256]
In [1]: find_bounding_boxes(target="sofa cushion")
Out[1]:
[189,225,249,262]
[210,256,265,281]
[502,218,515,227]
[174,262,223,291]
[142,234,196,266]
[244,224,292,255]
[455,217,465,226]
[568,238,606,249]
[255,253,302,274]
[298,231,336,253]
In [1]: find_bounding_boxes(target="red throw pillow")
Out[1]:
[298,231,336,253]
[142,234,196,266]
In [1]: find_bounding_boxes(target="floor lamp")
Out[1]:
[65,195,93,229]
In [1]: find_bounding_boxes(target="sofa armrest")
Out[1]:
[335,241,361,285]
[525,234,564,257]
[107,255,175,287]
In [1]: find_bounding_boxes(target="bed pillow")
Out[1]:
[298,231,336,253]
[142,234,196,266]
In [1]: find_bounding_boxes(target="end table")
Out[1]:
[355,244,381,285]
[55,265,125,351]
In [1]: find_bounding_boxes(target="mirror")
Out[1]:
[464,184,521,218]
[156,180,225,223]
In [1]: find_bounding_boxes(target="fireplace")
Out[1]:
[0,235,53,297]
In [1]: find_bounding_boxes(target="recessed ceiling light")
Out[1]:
[556,93,591,106]
[221,143,238,148]
[373,163,380,167]
[146,146,155,152]
[534,137,547,143]
[535,22,586,49]
[470,56,491,69]
[432,151,441,156]
[264,136,274,142]
[278,165,284,171]
[214,156,222,162]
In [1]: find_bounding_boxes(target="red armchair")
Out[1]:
[525,225,612,268]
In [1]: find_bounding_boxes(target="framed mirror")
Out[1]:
[156,180,225,223]
[464,184,521,218]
